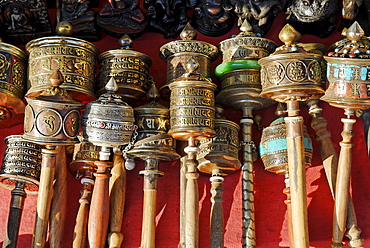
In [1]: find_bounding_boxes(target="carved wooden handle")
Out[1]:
[210,171,224,248]
[32,146,57,248]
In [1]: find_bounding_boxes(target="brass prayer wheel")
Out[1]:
[97,35,152,105]
[23,70,83,146]
[82,77,135,148]
[26,21,99,103]
[0,40,27,128]
[159,23,218,101]
[259,117,313,174]
[0,135,42,187]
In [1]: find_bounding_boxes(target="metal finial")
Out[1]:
[346,21,365,42]
[119,34,133,49]
[279,24,301,46]
[56,21,73,36]
[185,58,199,74]
[180,23,197,40]
[240,19,253,33]
[49,69,64,87]
[147,80,160,102]
[105,77,119,93]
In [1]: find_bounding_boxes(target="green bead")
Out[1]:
[215,60,261,77]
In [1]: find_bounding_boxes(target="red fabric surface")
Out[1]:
[0,10,369,248]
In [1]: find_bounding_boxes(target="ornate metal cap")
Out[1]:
[168,59,216,141]
[26,22,99,103]
[23,70,83,145]
[0,38,27,128]
[322,22,370,109]
[97,34,153,105]
[127,82,179,162]
[259,24,325,102]
[82,77,135,148]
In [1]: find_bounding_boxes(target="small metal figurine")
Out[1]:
[22,69,83,248]
[168,59,216,248]
[159,23,219,100]
[322,21,369,248]
[0,135,42,248]
[197,106,241,248]
[215,19,277,247]
[190,0,234,36]
[57,0,99,41]
[97,0,147,38]
[26,21,99,103]
[126,82,179,248]
[286,0,340,38]
[97,34,153,106]
[144,0,189,38]
[82,77,135,248]
[230,0,287,36]
[259,24,325,248]
[0,38,27,128]
[0,0,52,43]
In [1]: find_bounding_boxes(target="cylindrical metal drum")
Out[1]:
[259,117,313,174]
[0,135,42,187]
[197,118,241,176]
[82,77,135,148]
[69,139,100,175]
[26,35,99,103]
[23,70,83,146]
[159,23,218,101]
[0,42,27,128]
[97,35,152,105]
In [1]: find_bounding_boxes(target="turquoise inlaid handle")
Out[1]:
[214,60,261,77]
[259,137,312,156]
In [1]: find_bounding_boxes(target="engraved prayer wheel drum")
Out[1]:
[0,135,42,189]
[0,42,27,128]
[23,70,83,145]
[97,35,152,105]
[322,22,370,109]
[26,30,99,103]
[82,78,135,148]
[259,25,325,102]
[197,118,241,176]
[259,117,313,174]
[159,23,219,101]
[69,139,99,175]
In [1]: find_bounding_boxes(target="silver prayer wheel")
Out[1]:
[168,59,217,141]
[197,109,241,176]
[97,35,152,105]
[159,23,218,101]
[322,22,370,109]
[23,70,83,146]
[259,24,325,102]
[259,117,313,174]
[26,22,99,103]
[82,77,135,148]
[0,135,42,187]
[0,41,27,128]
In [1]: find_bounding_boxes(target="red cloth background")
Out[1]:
[0,7,369,248]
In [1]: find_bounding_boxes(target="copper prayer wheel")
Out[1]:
[69,138,100,176]
[0,40,27,128]
[25,22,99,103]
[159,23,218,101]
[97,35,152,105]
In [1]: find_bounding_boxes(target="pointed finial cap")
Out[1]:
[119,34,133,49]
[105,77,119,93]
[56,21,73,36]
[347,21,365,42]
[279,24,301,46]
[147,79,160,102]
[180,23,197,40]
[49,69,64,87]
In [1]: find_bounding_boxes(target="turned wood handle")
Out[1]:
[2,182,26,248]
[108,153,126,248]
[88,160,112,248]
[283,174,294,248]
[210,173,224,248]
[179,156,187,248]
[50,146,67,248]
[73,181,93,248]
[32,146,57,248]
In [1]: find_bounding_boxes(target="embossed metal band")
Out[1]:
[219,69,261,90]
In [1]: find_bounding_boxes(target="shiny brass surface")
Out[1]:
[26,30,99,103]
[23,70,83,146]
[0,41,27,128]
[97,35,152,105]
[69,138,99,175]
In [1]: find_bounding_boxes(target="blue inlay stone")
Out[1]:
[361,67,367,80]
[345,67,353,80]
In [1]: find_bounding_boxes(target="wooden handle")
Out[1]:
[241,107,256,248]
[50,146,67,248]
[73,179,93,248]
[2,182,26,248]
[210,171,224,248]
[32,146,57,248]
[179,156,187,248]
[332,118,356,248]
[108,153,126,248]
[283,174,294,248]
[88,157,112,248]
